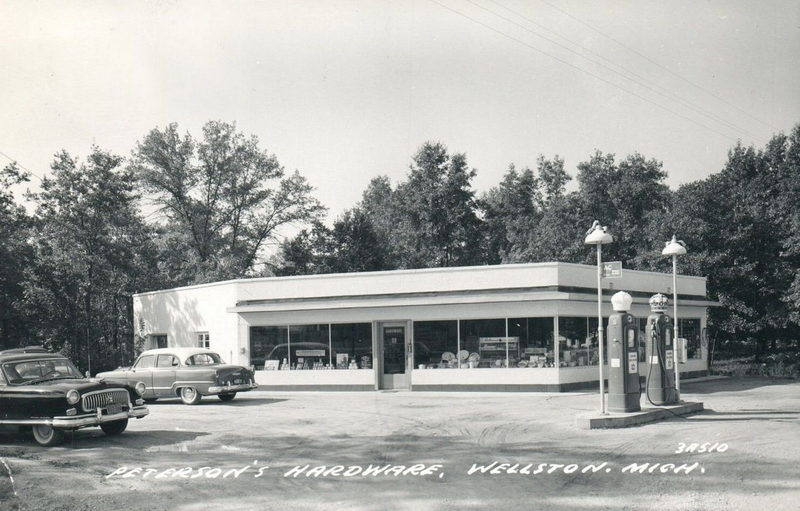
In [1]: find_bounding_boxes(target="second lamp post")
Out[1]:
[584,221,613,414]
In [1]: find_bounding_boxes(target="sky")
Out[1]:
[1,0,799,222]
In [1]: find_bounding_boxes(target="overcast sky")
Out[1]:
[1,0,799,220]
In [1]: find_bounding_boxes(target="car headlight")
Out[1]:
[134,381,146,396]
[66,389,80,405]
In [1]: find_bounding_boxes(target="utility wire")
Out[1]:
[537,0,777,131]
[480,0,763,141]
[428,0,741,142]
[0,150,44,182]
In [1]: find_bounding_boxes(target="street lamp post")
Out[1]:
[584,221,613,414]
[662,235,687,399]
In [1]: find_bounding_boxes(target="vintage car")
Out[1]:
[0,347,149,446]
[96,347,257,405]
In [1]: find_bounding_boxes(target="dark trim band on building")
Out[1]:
[236,285,712,307]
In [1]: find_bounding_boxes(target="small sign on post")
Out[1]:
[602,261,623,279]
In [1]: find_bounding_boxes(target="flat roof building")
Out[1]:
[133,262,714,392]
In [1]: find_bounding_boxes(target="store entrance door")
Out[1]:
[380,323,409,390]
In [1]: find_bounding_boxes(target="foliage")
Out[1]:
[0,163,33,349]
[390,142,483,268]
[1,119,798,366]
[130,121,325,284]
[274,210,389,276]
[23,148,159,371]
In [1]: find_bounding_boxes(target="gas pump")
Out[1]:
[645,293,678,405]
[606,291,641,413]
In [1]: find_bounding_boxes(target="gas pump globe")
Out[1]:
[606,291,641,413]
[645,293,678,405]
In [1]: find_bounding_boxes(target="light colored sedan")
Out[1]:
[97,348,257,405]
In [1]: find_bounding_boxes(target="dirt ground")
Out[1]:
[1,376,799,511]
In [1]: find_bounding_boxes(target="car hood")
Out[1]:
[21,378,130,394]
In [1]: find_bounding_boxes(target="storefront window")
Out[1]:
[558,317,606,367]
[509,317,555,368]
[331,323,372,369]
[250,326,288,370]
[460,318,508,368]
[414,321,458,369]
[679,318,702,359]
[289,324,330,369]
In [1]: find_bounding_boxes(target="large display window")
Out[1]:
[413,321,457,369]
[558,317,606,367]
[250,326,288,370]
[509,317,555,368]
[331,323,372,369]
[251,323,371,370]
[412,318,559,369]
[461,319,506,367]
[288,324,330,369]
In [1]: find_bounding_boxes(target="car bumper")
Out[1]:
[207,382,258,394]
[50,405,149,428]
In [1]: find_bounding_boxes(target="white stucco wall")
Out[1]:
[133,281,242,365]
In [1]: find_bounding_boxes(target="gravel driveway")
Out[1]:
[1,377,798,511]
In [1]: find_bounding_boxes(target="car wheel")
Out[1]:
[100,419,128,436]
[179,386,202,405]
[218,392,237,402]
[32,425,65,447]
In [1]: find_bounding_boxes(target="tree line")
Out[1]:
[1,121,798,371]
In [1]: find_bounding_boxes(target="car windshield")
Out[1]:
[2,357,83,385]
[185,353,224,366]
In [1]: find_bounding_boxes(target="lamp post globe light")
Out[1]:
[584,220,613,414]
[662,235,687,399]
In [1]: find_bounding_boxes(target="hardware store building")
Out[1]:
[133,262,713,391]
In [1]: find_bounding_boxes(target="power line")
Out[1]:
[0,150,45,182]
[480,0,763,141]
[428,0,742,142]
[536,0,777,131]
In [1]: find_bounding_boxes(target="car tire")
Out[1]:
[218,393,237,402]
[32,425,65,447]
[179,386,202,405]
[100,419,128,436]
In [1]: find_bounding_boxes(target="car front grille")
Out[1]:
[81,389,130,413]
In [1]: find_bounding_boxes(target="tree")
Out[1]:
[131,121,324,283]
[639,128,800,359]
[392,142,482,268]
[25,148,159,371]
[537,154,570,201]
[274,210,388,276]
[577,151,670,265]
[480,164,541,264]
[0,163,33,349]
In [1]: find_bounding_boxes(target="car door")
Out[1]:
[129,354,156,398]
[152,354,179,397]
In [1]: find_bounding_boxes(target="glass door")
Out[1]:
[380,324,409,389]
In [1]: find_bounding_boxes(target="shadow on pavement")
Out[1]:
[684,376,798,394]
[683,409,800,422]
[143,397,289,407]
[0,428,209,449]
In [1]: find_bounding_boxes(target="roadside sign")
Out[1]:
[602,261,622,279]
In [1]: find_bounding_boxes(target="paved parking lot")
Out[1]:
[1,377,799,511]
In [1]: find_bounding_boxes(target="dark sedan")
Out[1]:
[0,347,149,446]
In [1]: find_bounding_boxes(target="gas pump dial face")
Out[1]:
[627,329,635,348]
